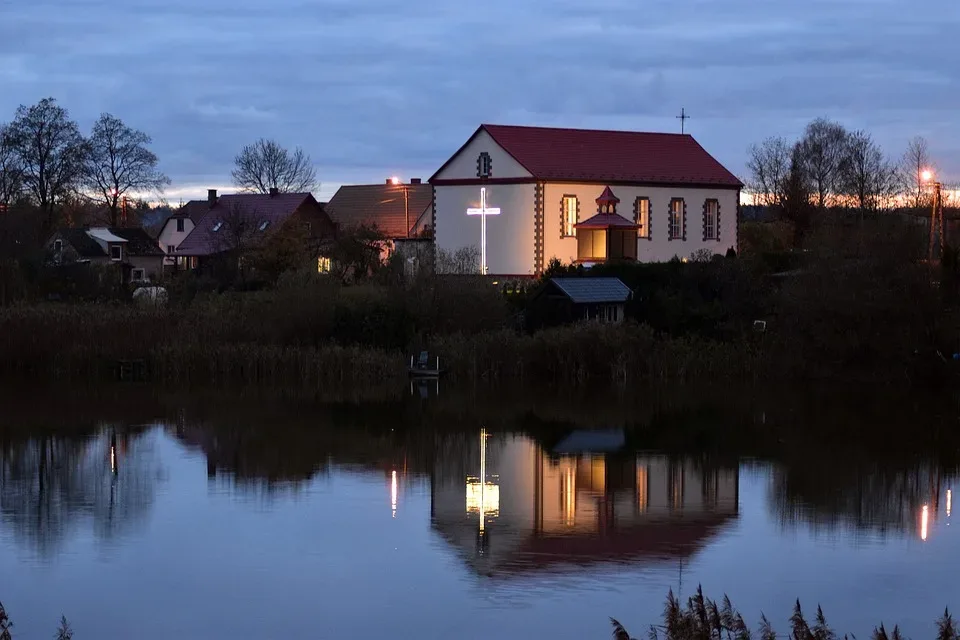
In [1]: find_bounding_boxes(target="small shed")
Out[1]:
[529,277,633,327]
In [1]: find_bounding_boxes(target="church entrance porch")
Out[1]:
[573,186,639,266]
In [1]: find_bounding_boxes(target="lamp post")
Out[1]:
[922,170,944,262]
[391,176,409,238]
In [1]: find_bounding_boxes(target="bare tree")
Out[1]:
[840,130,899,212]
[0,124,24,206]
[5,98,86,222]
[782,147,815,247]
[85,113,170,226]
[795,118,849,210]
[212,201,262,279]
[231,138,317,194]
[900,136,935,209]
[746,136,793,207]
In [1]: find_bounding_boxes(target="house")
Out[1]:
[156,193,213,266]
[430,124,743,276]
[47,227,165,283]
[431,431,738,576]
[173,189,334,271]
[325,179,434,272]
[530,277,633,326]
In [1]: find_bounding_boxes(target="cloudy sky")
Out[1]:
[2,0,958,202]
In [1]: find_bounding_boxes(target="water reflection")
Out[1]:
[432,430,739,577]
[0,427,162,555]
[769,459,955,543]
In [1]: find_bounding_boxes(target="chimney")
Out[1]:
[410,178,422,184]
[269,187,279,197]
[208,189,218,207]
[386,178,393,185]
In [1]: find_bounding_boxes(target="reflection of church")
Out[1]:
[431,431,739,576]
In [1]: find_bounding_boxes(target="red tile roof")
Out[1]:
[176,192,325,256]
[433,124,743,187]
[325,183,433,239]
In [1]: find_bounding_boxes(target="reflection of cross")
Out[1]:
[676,107,689,134]
[466,187,500,275]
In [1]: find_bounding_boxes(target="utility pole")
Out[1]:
[927,180,943,263]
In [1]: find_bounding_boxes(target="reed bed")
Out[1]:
[612,587,958,640]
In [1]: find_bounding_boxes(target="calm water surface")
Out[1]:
[1,387,957,639]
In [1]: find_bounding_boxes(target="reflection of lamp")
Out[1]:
[110,431,118,476]
[947,490,952,518]
[466,428,499,536]
[561,466,576,526]
[391,470,398,518]
[921,504,929,541]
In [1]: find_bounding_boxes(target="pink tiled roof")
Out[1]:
[435,124,743,187]
[176,192,322,256]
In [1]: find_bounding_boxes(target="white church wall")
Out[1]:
[542,183,739,265]
[434,183,536,276]
[432,129,532,180]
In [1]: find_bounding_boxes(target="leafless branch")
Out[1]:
[231,138,317,194]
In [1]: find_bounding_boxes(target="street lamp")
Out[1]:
[922,170,944,262]
[390,176,409,238]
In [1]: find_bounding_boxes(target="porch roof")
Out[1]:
[574,212,639,230]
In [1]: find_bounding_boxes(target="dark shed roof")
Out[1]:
[549,277,632,304]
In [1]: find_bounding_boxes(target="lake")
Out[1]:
[1,384,957,639]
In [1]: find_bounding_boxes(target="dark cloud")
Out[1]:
[1,0,958,200]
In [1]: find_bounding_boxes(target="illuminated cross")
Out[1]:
[466,187,500,275]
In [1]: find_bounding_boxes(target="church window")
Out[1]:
[635,198,650,239]
[669,198,685,240]
[703,199,719,241]
[476,152,492,178]
[561,195,578,237]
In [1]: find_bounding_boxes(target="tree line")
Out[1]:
[0,97,318,234]
[0,98,169,228]
[746,118,942,244]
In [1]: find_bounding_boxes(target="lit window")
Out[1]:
[317,256,331,273]
[636,198,650,239]
[704,200,718,240]
[212,222,223,232]
[258,220,270,232]
[110,245,122,261]
[562,195,578,237]
[669,199,684,240]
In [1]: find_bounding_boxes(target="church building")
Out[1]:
[429,124,743,276]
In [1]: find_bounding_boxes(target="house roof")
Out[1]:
[177,200,212,224]
[175,192,319,256]
[56,227,164,258]
[548,277,632,304]
[109,228,165,256]
[86,228,128,243]
[432,124,743,187]
[59,229,107,258]
[325,183,433,238]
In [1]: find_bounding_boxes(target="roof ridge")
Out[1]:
[482,123,691,138]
